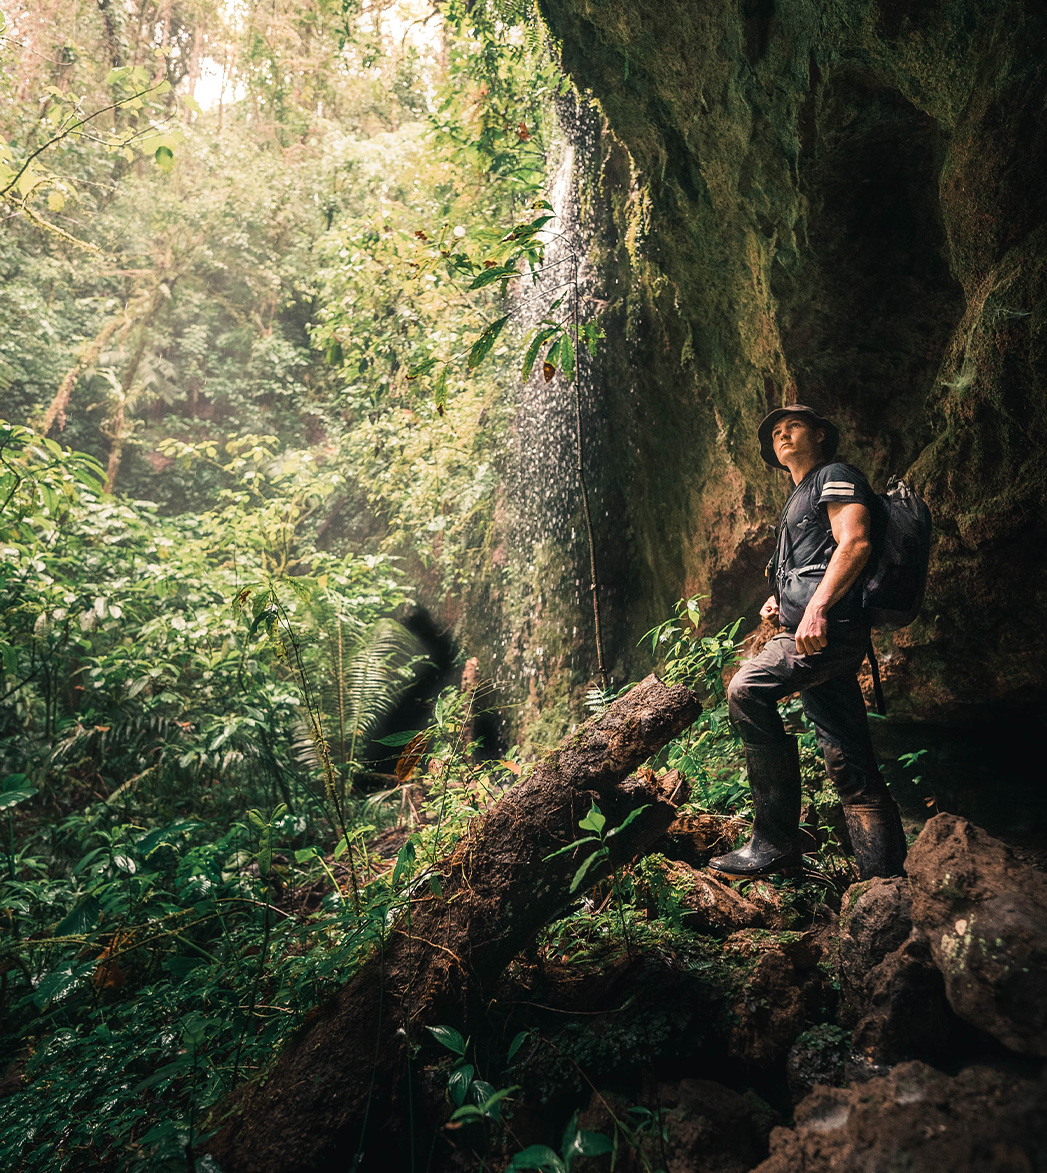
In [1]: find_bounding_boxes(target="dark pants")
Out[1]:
[727,628,888,804]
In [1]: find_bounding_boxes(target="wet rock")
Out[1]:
[786,1025,851,1101]
[726,933,827,1067]
[850,932,960,1067]
[753,1060,1047,1173]
[657,860,781,932]
[577,1079,777,1173]
[838,876,913,1023]
[907,813,1047,1056]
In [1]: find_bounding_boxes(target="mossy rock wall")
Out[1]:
[527,0,1047,719]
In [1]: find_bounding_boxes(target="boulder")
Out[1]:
[726,934,827,1067]
[837,876,913,1023]
[907,813,1047,1056]
[753,1061,1047,1173]
[658,860,782,932]
[850,932,960,1067]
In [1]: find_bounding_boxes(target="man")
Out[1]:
[708,404,907,881]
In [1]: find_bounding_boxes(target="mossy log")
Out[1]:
[205,673,701,1173]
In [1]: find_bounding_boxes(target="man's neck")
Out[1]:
[785,454,824,485]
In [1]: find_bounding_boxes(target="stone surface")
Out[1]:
[725,933,827,1067]
[753,1061,1047,1173]
[658,859,781,932]
[518,0,1047,723]
[838,876,913,1022]
[850,931,960,1067]
[907,813,1047,1056]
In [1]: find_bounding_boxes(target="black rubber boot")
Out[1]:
[708,739,804,878]
[823,745,907,878]
[843,801,908,879]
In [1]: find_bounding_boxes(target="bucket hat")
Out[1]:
[758,404,839,470]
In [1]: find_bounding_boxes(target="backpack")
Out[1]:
[863,477,932,629]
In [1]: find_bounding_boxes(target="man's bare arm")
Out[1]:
[794,502,872,654]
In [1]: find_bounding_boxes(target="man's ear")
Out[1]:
[813,427,826,449]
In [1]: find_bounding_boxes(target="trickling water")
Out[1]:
[503,93,613,693]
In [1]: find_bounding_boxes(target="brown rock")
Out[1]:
[726,934,826,1067]
[659,860,780,932]
[850,932,959,1066]
[907,813,1047,1056]
[838,876,913,1023]
[753,1061,1047,1173]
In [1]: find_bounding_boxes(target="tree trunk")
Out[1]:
[204,674,701,1173]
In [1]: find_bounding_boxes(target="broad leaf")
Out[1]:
[522,326,559,381]
[605,804,650,839]
[447,1064,474,1107]
[467,314,510,370]
[428,1024,467,1056]
[507,1145,565,1173]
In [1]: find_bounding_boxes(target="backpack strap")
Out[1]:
[867,639,886,716]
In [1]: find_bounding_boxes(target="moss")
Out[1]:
[523,0,1047,721]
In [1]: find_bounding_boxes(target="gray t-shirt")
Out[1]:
[768,462,877,631]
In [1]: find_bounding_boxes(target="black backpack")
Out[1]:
[861,478,932,715]
[863,478,932,629]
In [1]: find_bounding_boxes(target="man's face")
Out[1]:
[771,414,825,466]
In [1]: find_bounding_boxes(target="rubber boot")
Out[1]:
[708,739,804,878]
[823,746,907,878]
[843,801,907,879]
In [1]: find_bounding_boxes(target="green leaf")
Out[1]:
[572,1130,614,1158]
[154,145,174,172]
[522,326,559,381]
[471,1079,496,1105]
[577,805,605,834]
[543,835,598,862]
[569,848,606,893]
[507,1030,530,1062]
[34,961,94,1009]
[391,840,416,886]
[468,264,516,290]
[467,314,510,370]
[55,895,101,936]
[449,1104,485,1123]
[433,365,448,414]
[428,1024,467,1056]
[508,1145,565,1173]
[447,1064,474,1107]
[374,729,421,747]
[407,357,438,378]
[560,332,575,381]
[605,804,650,839]
[0,787,35,811]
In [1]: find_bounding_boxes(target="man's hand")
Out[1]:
[760,595,779,623]
[793,501,873,655]
[795,602,829,655]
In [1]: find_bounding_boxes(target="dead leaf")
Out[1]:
[396,731,431,782]
[542,361,555,382]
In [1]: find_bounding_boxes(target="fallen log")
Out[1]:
[205,673,701,1173]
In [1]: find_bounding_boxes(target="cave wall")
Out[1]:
[532,0,1047,719]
